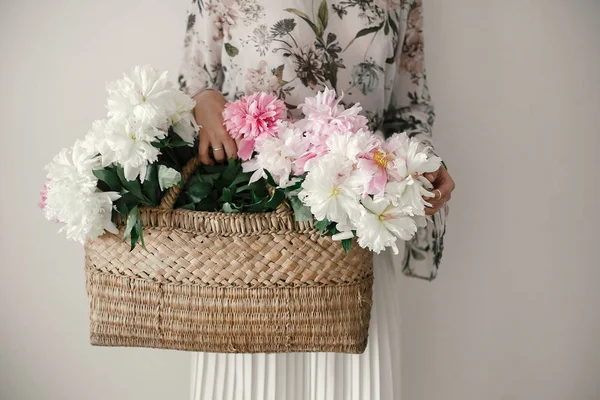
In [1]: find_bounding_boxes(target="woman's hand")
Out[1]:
[423,165,455,216]
[192,89,238,165]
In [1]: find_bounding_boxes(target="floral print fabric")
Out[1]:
[178,0,447,280]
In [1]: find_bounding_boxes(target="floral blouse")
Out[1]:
[178,0,448,280]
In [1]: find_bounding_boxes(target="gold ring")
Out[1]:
[212,147,224,151]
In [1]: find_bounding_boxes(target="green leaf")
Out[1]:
[117,191,138,210]
[317,0,328,32]
[245,199,267,212]
[141,164,160,206]
[135,213,145,250]
[285,8,322,37]
[116,166,148,202]
[266,189,285,209]
[225,43,239,57]
[122,206,139,242]
[187,181,213,203]
[314,218,332,234]
[200,163,228,174]
[250,181,269,197]
[194,196,219,211]
[93,168,121,191]
[220,187,233,203]
[289,196,313,222]
[283,179,304,193]
[129,224,139,250]
[343,23,383,51]
[167,139,192,148]
[158,165,182,191]
[222,157,239,183]
[266,188,286,209]
[263,169,277,187]
[114,198,128,217]
[193,171,221,185]
[341,238,353,253]
[314,218,339,236]
[236,184,252,193]
[180,203,196,210]
[222,202,240,213]
[230,171,251,187]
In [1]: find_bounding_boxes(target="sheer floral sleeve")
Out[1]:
[178,0,225,98]
[382,0,447,281]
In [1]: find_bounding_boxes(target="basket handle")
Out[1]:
[159,155,203,209]
[158,155,290,212]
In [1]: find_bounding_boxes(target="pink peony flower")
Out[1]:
[358,148,392,197]
[294,87,370,173]
[222,92,287,160]
[358,133,406,198]
[295,87,369,140]
[38,181,49,210]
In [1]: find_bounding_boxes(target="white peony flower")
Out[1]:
[382,132,442,210]
[46,140,100,190]
[323,128,380,166]
[106,65,177,128]
[356,196,419,254]
[100,119,164,182]
[43,140,120,244]
[297,154,369,226]
[167,91,198,145]
[242,121,308,188]
[83,119,116,167]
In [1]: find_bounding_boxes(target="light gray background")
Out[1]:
[1,1,599,399]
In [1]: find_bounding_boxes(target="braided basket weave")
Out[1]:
[84,156,374,354]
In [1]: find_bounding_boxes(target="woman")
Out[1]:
[178,0,455,398]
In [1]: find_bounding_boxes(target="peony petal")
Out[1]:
[332,230,354,241]
[237,138,255,160]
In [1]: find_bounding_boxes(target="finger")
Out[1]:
[423,187,442,201]
[434,179,454,200]
[425,196,451,215]
[211,145,226,163]
[222,137,238,161]
[437,168,456,192]
[198,131,214,165]
[423,196,443,209]
[423,168,441,184]
[422,189,447,214]
[425,203,440,216]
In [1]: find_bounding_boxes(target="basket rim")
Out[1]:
[112,204,317,236]
[140,205,294,219]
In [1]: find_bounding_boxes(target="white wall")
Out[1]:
[1,1,599,400]
[398,1,600,399]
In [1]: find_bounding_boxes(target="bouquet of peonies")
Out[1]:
[41,65,441,255]
[222,87,442,254]
[40,65,199,248]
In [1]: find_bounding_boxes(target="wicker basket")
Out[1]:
[84,156,374,354]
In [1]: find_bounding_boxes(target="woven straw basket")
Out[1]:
[84,156,374,354]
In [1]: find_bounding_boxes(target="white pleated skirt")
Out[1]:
[190,246,404,400]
